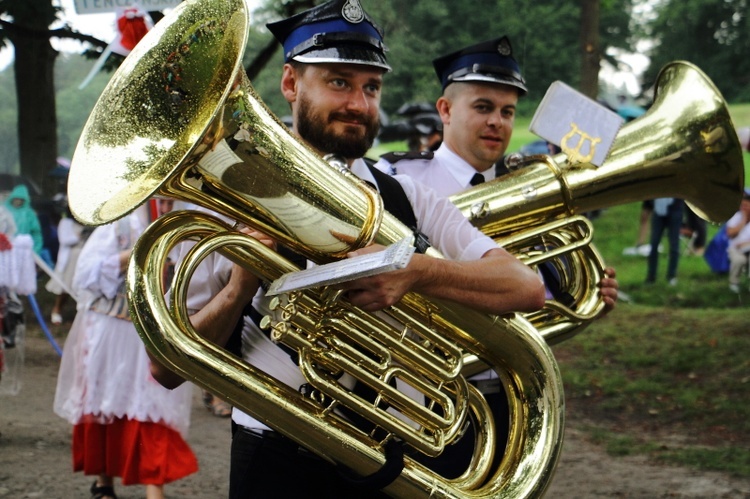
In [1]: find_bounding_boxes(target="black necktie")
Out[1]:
[470,173,485,186]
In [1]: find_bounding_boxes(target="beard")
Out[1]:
[296,94,380,160]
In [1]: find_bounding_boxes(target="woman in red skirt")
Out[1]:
[54,201,197,499]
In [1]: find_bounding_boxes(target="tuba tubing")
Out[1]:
[68,0,565,497]
[451,60,744,232]
[130,209,564,498]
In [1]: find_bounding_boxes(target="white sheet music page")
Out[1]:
[266,237,416,296]
[529,81,624,166]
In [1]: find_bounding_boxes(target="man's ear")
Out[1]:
[280,63,298,103]
[436,96,451,126]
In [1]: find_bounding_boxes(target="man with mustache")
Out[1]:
[150,2,546,497]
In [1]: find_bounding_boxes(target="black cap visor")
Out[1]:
[450,73,527,94]
[292,45,391,71]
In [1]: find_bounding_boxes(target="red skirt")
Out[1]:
[72,416,198,485]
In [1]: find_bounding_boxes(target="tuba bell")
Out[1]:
[67,0,563,497]
[450,60,745,346]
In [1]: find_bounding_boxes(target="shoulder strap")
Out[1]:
[367,164,418,229]
[379,150,434,165]
[367,162,430,254]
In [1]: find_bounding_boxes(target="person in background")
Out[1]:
[622,200,654,257]
[0,204,16,237]
[3,184,43,258]
[151,196,232,418]
[46,196,89,325]
[380,102,443,154]
[406,111,443,153]
[373,36,618,306]
[618,109,653,259]
[148,2,547,497]
[375,36,618,477]
[737,126,750,153]
[726,190,750,293]
[682,205,707,257]
[645,197,684,286]
[0,204,17,379]
[54,199,197,499]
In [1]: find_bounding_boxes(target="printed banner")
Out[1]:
[73,0,182,15]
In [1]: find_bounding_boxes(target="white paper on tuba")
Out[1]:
[266,237,415,296]
[529,81,624,167]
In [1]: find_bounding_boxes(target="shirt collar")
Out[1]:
[350,158,378,190]
[436,143,496,188]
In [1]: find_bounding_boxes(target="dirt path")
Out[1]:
[2,335,749,498]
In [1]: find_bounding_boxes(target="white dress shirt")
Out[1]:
[374,143,497,196]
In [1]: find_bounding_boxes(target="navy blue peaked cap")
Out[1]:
[433,36,526,94]
[266,0,390,71]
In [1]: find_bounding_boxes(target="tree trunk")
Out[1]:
[579,0,600,99]
[12,30,59,197]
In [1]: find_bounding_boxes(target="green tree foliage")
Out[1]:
[247,0,637,116]
[642,0,750,102]
[243,21,288,119]
[366,0,588,113]
[1,0,641,183]
[0,53,112,172]
[54,54,110,159]
[0,0,62,192]
[0,0,58,39]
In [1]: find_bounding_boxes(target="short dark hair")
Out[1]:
[289,60,308,74]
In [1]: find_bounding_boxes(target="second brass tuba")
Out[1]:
[451,60,745,345]
[67,0,563,497]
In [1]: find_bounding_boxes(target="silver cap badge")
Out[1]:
[497,38,511,56]
[342,0,365,23]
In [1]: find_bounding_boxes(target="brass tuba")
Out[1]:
[451,60,745,346]
[68,0,563,497]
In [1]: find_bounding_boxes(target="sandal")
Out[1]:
[90,480,117,499]
[202,390,214,411]
[203,390,232,417]
[210,398,232,417]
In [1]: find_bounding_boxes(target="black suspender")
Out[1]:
[367,162,431,254]
[368,165,418,229]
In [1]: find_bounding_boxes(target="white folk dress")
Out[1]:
[53,209,197,484]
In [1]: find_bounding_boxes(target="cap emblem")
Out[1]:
[342,0,365,24]
[497,38,511,56]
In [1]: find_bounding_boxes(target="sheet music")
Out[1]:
[529,81,624,166]
[266,237,415,296]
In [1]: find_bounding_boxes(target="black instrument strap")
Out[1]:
[367,162,430,254]
[336,438,405,490]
